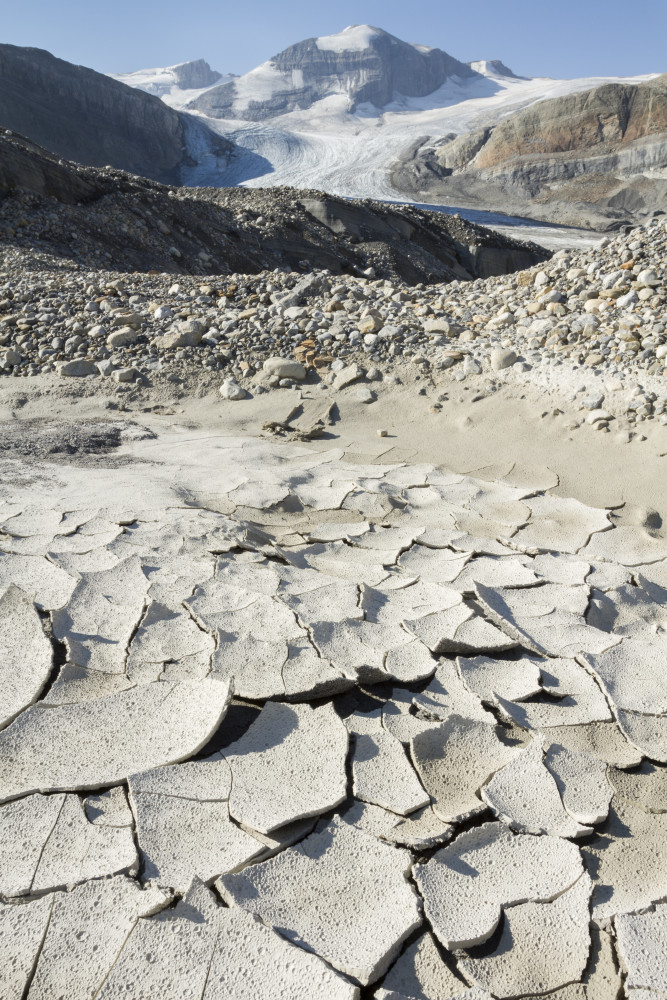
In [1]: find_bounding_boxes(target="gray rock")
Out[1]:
[219,379,247,400]
[106,327,137,349]
[58,359,97,377]
[263,357,307,380]
[333,363,365,390]
[490,347,517,370]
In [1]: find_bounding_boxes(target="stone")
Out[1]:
[616,904,667,995]
[223,701,348,834]
[106,326,137,348]
[581,799,667,921]
[481,739,593,838]
[29,876,170,1000]
[411,714,520,823]
[414,821,584,948]
[51,556,149,674]
[580,638,667,714]
[218,818,421,986]
[159,321,204,348]
[333,363,365,390]
[57,359,97,376]
[379,930,465,999]
[111,366,140,383]
[458,875,592,998]
[490,347,517,370]
[219,378,246,400]
[544,744,613,825]
[263,356,307,379]
[0,894,54,1000]
[128,758,265,891]
[456,653,542,705]
[0,586,52,730]
[352,730,430,816]
[0,678,232,802]
[496,657,612,729]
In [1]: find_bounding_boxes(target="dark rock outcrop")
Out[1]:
[189,25,476,120]
[0,44,233,184]
[172,59,222,90]
[392,74,667,229]
[0,130,549,283]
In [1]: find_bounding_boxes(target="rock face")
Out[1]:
[110,59,226,98]
[392,74,667,230]
[0,44,232,184]
[0,131,549,282]
[189,25,476,120]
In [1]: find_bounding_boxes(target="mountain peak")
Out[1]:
[189,25,476,121]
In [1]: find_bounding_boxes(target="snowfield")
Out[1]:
[111,38,657,247]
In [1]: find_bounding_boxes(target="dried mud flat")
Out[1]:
[1,406,666,1000]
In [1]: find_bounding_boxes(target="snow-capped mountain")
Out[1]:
[110,26,663,232]
[188,25,475,120]
[110,59,234,110]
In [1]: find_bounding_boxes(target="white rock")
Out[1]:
[456,653,542,704]
[580,638,667,714]
[411,714,520,823]
[0,894,54,1000]
[379,930,465,999]
[219,378,247,400]
[218,819,421,986]
[0,678,232,802]
[352,730,430,816]
[458,874,592,998]
[223,701,348,834]
[0,586,52,730]
[490,347,517,370]
[616,903,667,994]
[481,739,592,838]
[582,800,667,921]
[414,821,584,948]
[544,743,613,825]
[263,356,307,379]
[28,876,169,1000]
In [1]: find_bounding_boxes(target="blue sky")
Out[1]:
[3,0,665,79]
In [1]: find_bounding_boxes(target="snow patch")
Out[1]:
[316,25,382,53]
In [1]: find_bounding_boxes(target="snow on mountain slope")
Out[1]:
[184,69,656,200]
[110,60,233,110]
[315,25,383,52]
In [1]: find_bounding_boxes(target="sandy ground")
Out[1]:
[1,370,665,537]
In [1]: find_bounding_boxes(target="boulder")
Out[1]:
[263,357,307,380]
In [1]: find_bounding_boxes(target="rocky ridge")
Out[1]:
[188,25,476,120]
[0,191,665,434]
[392,74,667,231]
[0,130,547,283]
[0,44,232,184]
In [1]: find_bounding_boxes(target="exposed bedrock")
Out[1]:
[392,75,667,230]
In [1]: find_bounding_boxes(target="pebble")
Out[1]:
[0,218,664,433]
[220,379,246,400]
[490,348,517,371]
